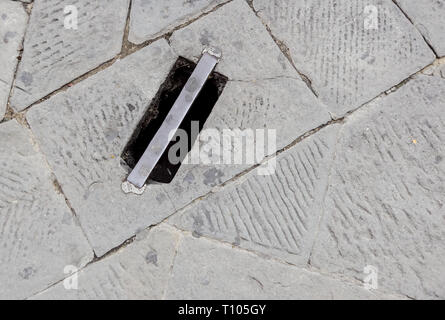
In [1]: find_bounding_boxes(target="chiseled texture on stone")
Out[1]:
[396,0,445,57]
[10,0,129,111]
[164,76,331,213]
[0,120,93,300]
[253,0,435,116]
[165,0,331,212]
[0,0,27,120]
[27,2,330,257]
[129,0,226,44]
[33,225,180,300]
[311,76,445,299]
[169,125,340,266]
[27,40,178,257]
[165,234,390,299]
[169,0,297,81]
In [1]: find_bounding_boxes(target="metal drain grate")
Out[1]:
[121,49,227,192]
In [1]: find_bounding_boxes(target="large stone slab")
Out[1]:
[165,0,331,212]
[27,40,179,257]
[32,225,180,299]
[169,124,341,266]
[164,75,331,213]
[311,76,445,299]
[395,0,445,57]
[10,0,129,111]
[28,3,330,257]
[169,0,297,81]
[129,0,226,44]
[0,0,28,120]
[0,120,93,300]
[253,0,435,116]
[165,233,394,299]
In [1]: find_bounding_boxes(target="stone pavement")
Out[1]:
[0,0,444,300]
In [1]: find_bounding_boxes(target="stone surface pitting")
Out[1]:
[0,120,93,300]
[311,76,445,299]
[129,0,226,44]
[27,40,178,257]
[0,0,27,120]
[169,124,341,266]
[10,0,129,111]
[253,0,435,116]
[32,225,180,299]
[396,0,445,57]
[165,233,391,299]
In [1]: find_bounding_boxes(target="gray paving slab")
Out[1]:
[2,0,441,300]
[129,0,226,44]
[165,233,395,299]
[169,0,297,81]
[9,0,129,111]
[0,81,9,119]
[32,225,180,299]
[0,0,28,120]
[26,40,179,257]
[169,124,341,266]
[396,0,445,57]
[253,0,435,116]
[164,76,331,212]
[163,0,331,212]
[435,64,445,79]
[310,75,445,299]
[0,120,93,300]
[27,2,331,257]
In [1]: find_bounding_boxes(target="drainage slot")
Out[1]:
[121,57,228,184]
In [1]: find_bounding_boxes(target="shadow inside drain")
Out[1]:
[121,57,228,184]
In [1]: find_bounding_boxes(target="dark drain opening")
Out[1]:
[121,57,228,184]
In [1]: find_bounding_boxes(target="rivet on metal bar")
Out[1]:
[122,47,222,194]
